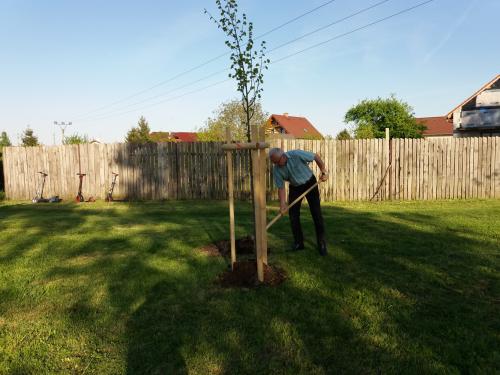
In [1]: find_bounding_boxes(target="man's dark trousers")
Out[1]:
[288,175,325,246]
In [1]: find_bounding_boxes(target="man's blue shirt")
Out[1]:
[273,150,315,188]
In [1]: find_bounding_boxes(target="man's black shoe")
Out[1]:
[290,243,305,252]
[318,240,327,256]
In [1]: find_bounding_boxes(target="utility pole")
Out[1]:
[54,121,72,144]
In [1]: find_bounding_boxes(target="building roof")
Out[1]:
[446,74,500,119]
[417,117,453,136]
[150,131,173,142]
[269,114,323,139]
[171,132,198,142]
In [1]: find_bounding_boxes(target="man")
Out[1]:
[269,148,328,256]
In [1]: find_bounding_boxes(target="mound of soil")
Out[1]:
[218,261,286,288]
[215,235,256,257]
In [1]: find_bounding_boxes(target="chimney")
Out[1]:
[283,112,289,117]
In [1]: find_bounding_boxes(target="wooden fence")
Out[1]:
[2,137,500,201]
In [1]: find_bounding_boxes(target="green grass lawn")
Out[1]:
[1,199,499,374]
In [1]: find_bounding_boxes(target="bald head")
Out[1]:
[269,148,286,166]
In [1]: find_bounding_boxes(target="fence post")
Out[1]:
[385,128,391,200]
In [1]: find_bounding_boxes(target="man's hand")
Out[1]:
[319,170,328,182]
[280,203,288,215]
[314,154,328,182]
[278,188,287,215]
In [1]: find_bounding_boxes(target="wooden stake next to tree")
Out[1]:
[258,125,268,266]
[222,126,269,283]
[225,127,236,269]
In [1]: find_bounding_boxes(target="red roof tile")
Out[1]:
[269,114,323,139]
[171,132,198,142]
[417,117,453,136]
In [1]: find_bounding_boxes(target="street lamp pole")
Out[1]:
[54,121,72,144]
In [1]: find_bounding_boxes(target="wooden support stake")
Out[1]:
[225,128,236,269]
[251,125,264,282]
[222,142,269,151]
[259,125,268,265]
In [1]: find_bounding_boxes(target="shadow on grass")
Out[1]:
[0,201,498,373]
[124,203,498,373]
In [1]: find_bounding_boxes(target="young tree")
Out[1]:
[21,127,39,147]
[205,0,270,142]
[345,95,426,138]
[336,129,352,140]
[206,0,270,257]
[125,116,152,144]
[197,99,268,141]
[63,133,89,145]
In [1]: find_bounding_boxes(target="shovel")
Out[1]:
[266,177,323,231]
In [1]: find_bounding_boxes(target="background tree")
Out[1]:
[0,131,11,156]
[0,131,11,192]
[205,0,270,142]
[150,131,175,143]
[197,99,268,141]
[21,127,39,147]
[353,124,375,139]
[336,129,352,140]
[125,116,152,144]
[345,95,426,139]
[63,133,89,145]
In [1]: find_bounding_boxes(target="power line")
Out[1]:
[272,0,436,64]
[77,0,436,123]
[72,0,339,119]
[268,0,391,54]
[73,68,230,121]
[79,78,232,122]
[75,0,392,122]
[257,0,338,39]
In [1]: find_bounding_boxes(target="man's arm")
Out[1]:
[278,188,287,214]
[314,153,328,181]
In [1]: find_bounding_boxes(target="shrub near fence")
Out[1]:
[2,137,500,202]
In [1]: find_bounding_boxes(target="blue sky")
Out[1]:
[0,0,498,144]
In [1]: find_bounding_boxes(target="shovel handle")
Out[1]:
[266,179,321,231]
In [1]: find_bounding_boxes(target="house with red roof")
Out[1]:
[416,117,453,138]
[149,131,198,142]
[266,113,323,139]
[171,132,198,142]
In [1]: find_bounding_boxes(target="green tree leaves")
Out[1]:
[197,99,268,141]
[125,116,152,144]
[63,134,89,145]
[336,129,352,140]
[205,0,269,141]
[21,127,39,147]
[345,95,426,139]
